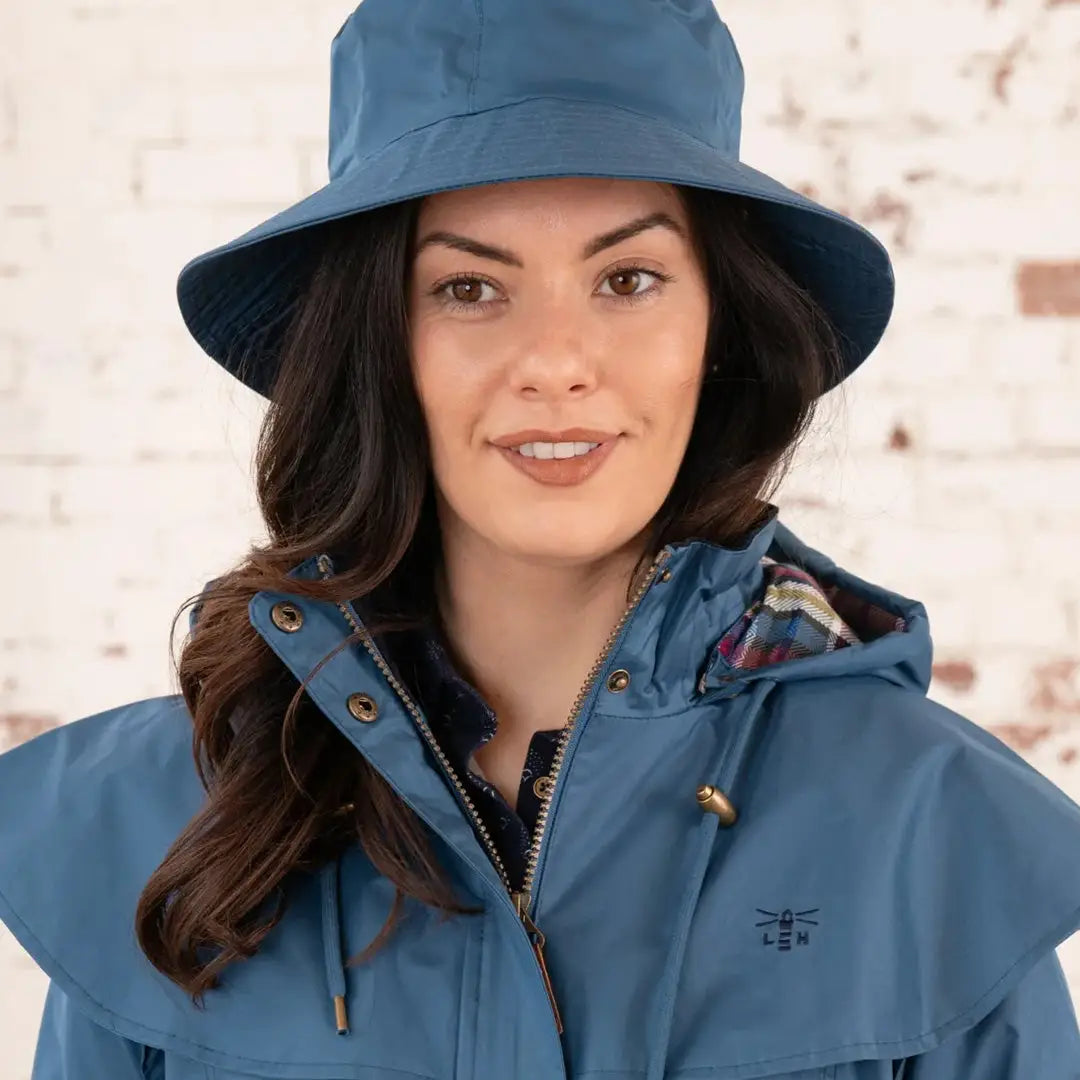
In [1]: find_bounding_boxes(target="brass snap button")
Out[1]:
[532,774,554,799]
[270,601,304,633]
[696,784,737,827]
[659,569,672,582]
[606,669,630,693]
[346,693,378,723]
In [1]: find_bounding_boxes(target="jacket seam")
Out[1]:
[590,704,717,723]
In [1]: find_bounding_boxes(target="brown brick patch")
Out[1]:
[0,711,59,749]
[1016,261,1080,316]
[932,659,976,692]
[888,423,913,451]
[987,722,1054,752]
[1029,657,1080,714]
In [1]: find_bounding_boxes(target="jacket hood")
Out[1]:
[2,507,1079,1079]
[658,505,932,699]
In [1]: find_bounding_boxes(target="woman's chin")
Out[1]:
[481,518,636,566]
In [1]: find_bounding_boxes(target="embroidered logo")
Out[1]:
[755,907,819,950]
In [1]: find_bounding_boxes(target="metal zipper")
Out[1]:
[512,547,671,917]
[315,553,515,896]
[315,547,671,1036]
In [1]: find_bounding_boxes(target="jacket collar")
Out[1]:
[237,497,928,722]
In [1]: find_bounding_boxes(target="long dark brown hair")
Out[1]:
[136,183,847,1003]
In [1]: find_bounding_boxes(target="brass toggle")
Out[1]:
[696,783,737,827]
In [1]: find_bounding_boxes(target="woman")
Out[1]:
[2,1,1079,1077]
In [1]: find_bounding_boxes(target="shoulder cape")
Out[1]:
[1,685,1079,1076]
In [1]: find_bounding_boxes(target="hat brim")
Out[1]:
[176,96,894,398]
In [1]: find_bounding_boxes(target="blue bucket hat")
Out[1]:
[175,0,895,399]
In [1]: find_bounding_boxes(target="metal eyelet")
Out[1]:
[346,693,378,723]
[270,601,304,633]
[697,784,737,827]
[606,669,631,693]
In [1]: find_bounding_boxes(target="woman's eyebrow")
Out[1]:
[413,211,687,267]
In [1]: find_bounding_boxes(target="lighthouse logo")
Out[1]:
[755,907,819,950]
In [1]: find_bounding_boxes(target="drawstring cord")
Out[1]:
[319,856,350,1035]
[645,677,778,1080]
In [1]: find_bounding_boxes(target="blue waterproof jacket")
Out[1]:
[2,511,1080,1079]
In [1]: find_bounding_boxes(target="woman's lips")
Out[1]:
[494,437,619,486]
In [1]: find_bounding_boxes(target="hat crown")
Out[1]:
[328,0,745,181]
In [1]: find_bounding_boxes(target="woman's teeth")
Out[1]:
[515,441,600,459]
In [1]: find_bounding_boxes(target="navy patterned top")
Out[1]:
[369,620,557,895]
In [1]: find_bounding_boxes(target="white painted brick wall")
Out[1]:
[1,1,1078,1076]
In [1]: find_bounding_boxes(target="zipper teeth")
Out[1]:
[315,555,514,895]
[519,547,672,908]
[316,547,671,917]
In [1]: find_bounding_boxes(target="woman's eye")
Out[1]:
[440,277,499,307]
[598,267,662,298]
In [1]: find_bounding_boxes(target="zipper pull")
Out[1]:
[512,892,564,1034]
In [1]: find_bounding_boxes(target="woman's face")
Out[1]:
[408,176,711,567]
